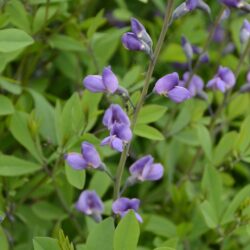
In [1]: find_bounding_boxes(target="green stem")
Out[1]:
[113,0,175,200]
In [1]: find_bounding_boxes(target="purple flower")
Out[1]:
[220,0,242,7]
[122,18,152,56]
[213,25,226,43]
[101,123,132,152]
[65,142,101,170]
[129,155,164,182]
[76,190,104,222]
[112,197,142,222]
[83,66,118,94]
[240,19,250,44]
[207,66,236,92]
[180,72,204,97]
[172,0,210,21]
[103,104,130,129]
[153,72,191,103]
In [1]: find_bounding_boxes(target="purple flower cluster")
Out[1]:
[122,18,153,57]
[101,104,132,152]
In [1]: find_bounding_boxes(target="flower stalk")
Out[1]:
[113,0,175,200]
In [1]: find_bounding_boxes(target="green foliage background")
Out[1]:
[0,0,250,249]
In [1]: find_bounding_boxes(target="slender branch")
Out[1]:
[113,0,175,200]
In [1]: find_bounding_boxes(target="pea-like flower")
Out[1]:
[65,142,101,170]
[207,66,235,93]
[172,0,210,22]
[112,197,142,222]
[240,19,250,44]
[103,104,130,130]
[76,190,104,222]
[220,0,250,12]
[101,123,132,152]
[83,66,118,94]
[153,72,191,103]
[129,155,164,182]
[122,18,153,57]
[181,36,193,62]
[179,72,204,97]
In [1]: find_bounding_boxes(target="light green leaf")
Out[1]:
[0,28,34,53]
[9,112,43,163]
[33,237,61,250]
[200,200,218,229]
[48,34,85,52]
[122,65,141,88]
[137,105,167,124]
[86,218,114,250]
[213,131,238,166]
[32,201,65,220]
[0,155,41,176]
[159,43,186,63]
[89,171,111,198]
[235,115,250,154]
[221,185,250,225]
[114,211,140,250]
[196,124,212,161]
[87,9,106,39]
[0,226,8,250]
[0,95,14,116]
[65,164,86,190]
[134,124,164,140]
[0,77,22,94]
[6,0,31,33]
[28,89,57,144]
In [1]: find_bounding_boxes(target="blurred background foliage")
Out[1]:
[0,0,250,249]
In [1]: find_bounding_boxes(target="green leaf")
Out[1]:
[0,155,41,176]
[144,215,176,238]
[9,112,43,163]
[32,201,65,220]
[65,164,86,190]
[235,115,250,154]
[202,165,223,218]
[228,94,249,119]
[200,201,218,229]
[6,0,31,33]
[159,43,186,63]
[137,105,167,124]
[134,124,164,140]
[89,171,111,198]
[57,229,74,250]
[122,66,141,88]
[196,124,212,161]
[48,34,85,52]
[114,211,140,250]
[28,89,57,144]
[86,218,114,250]
[154,248,175,250]
[221,185,250,225]
[0,226,8,250]
[0,95,14,116]
[213,131,238,166]
[0,77,22,94]
[33,5,58,33]
[0,28,34,53]
[33,237,61,250]
[87,9,106,39]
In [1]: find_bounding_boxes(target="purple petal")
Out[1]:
[103,104,130,129]
[83,75,105,93]
[154,72,179,95]
[65,153,87,170]
[76,190,104,215]
[186,0,199,10]
[101,136,112,146]
[122,32,145,51]
[131,18,146,37]
[218,66,235,89]
[129,155,154,177]
[142,163,164,181]
[112,197,140,214]
[135,212,143,223]
[168,86,191,103]
[81,142,101,168]
[220,0,241,7]
[111,123,132,142]
[111,138,124,152]
[247,71,250,83]
[102,66,119,93]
